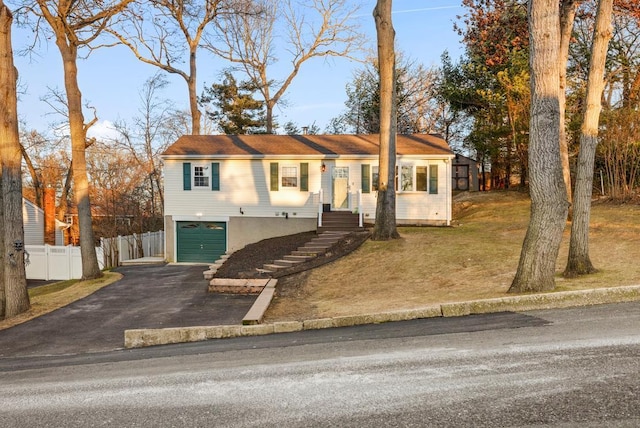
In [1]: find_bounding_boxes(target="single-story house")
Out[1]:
[161,133,454,263]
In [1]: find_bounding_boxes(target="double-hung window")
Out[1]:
[270,162,309,191]
[183,162,220,191]
[416,166,428,191]
[372,166,379,191]
[194,165,209,188]
[400,165,413,191]
[281,166,298,188]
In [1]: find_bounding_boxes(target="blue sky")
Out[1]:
[12,0,464,139]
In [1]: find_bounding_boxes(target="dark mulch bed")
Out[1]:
[213,230,371,279]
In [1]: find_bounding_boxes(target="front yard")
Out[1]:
[265,191,640,321]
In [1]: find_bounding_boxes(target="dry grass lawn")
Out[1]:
[0,272,122,331]
[265,191,640,322]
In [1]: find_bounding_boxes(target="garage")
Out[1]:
[176,221,227,263]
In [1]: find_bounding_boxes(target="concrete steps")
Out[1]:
[260,231,350,273]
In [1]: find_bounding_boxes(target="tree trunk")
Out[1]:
[266,102,274,134]
[0,167,3,319]
[371,0,399,241]
[0,1,30,318]
[559,0,578,217]
[509,0,568,293]
[188,48,201,135]
[564,0,614,278]
[57,42,102,280]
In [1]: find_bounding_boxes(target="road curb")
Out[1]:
[123,284,640,349]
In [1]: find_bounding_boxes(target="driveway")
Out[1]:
[0,264,256,358]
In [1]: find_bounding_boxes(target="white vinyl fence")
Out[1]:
[25,231,164,281]
[101,231,165,268]
[25,245,104,281]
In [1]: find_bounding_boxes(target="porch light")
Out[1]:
[321,163,326,172]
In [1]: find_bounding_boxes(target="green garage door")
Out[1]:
[176,221,226,263]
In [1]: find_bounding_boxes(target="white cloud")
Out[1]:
[86,120,119,141]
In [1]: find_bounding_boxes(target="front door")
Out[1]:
[332,166,349,210]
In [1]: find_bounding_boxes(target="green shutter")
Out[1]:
[211,162,220,191]
[300,163,309,191]
[183,163,191,191]
[361,164,370,193]
[429,165,438,194]
[270,162,279,191]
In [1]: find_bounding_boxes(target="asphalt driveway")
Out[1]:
[0,264,256,358]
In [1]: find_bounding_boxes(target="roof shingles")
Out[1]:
[162,134,452,157]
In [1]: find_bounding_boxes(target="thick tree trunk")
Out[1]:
[372,0,399,241]
[559,0,578,217]
[58,43,102,280]
[564,0,614,278]
[509,0,568,293]
[0,1,30,318]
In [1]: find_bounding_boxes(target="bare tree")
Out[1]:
[371,0,399,241]
[108,0,232,135]
[509,0,569,293]
[19,127,70,209]
[564,0,614,277]
[31,0,134,280]
[111,73,175,220]
[1,0,29,319]
[209,0,365,134]
[332,55,442,135]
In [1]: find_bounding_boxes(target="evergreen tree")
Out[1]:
[200,71,266,135]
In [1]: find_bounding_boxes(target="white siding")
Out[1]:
[394,159,451,224]
[164,159,323,220]
[22,199,45,245]
[164,156,452,226]
[355,158,452,225]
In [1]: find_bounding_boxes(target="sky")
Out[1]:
[11,0,465,139]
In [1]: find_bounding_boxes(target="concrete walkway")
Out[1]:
[0,264,255,357]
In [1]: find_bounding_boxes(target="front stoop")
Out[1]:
[318,212,364,233]
[208,278,270,294]
[260,231,351,273]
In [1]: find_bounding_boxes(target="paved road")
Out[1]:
[1,302,639,427]
[0,264,255,357]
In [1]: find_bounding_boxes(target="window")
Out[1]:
[372,166,379,191]
[183,162,220,191]
[270,163,306,190]
[281,166,298,188]
[429,164,438,194]
[416,166,428,191]
[393,164,432,193]
[400,165,413,191]
[194,166,209,188]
